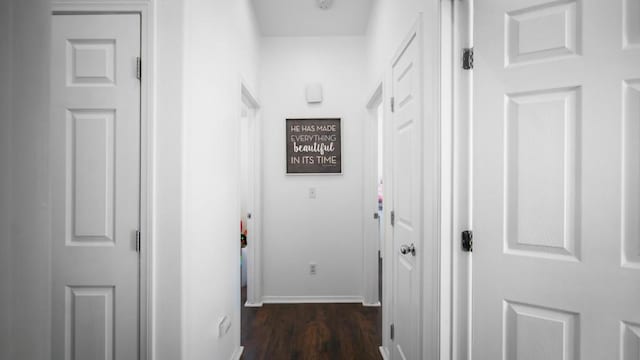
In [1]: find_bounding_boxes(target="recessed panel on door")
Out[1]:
[65,286,114,360]
[623,80,640,269]
[67,109,116,246]
[504,87,580,261]
[621,321,640,360]
[67,39,116,86]
[504,301,579,360]
[505,0,580,66]
[623,0,640,48]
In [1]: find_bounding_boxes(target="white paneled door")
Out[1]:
[472,0,640,359]
[51,14,141,360]
[391,29,421,360]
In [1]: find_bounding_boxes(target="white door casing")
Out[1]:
[241,83,262,307]
[51,14,141,360]
[391,28,422,360]
[472,0,640,359]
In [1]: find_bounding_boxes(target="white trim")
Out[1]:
[243,301,263,308]
[239,78,262,309]
[241,79,260,109]
[230,346,244,360]
[362,301,381,307]
[440,1,455,359]
[450,0,474,359]
[51,2,155,360]
[261,296,364,304]
[366,80,384,109]
[379,346,390,360]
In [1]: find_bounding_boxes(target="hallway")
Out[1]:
[2,0,640,359]
[241,288,382,359]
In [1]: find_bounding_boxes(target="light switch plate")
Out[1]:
[309,187,316,199]
[306,83,323,103]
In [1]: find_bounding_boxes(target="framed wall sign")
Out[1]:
[286,118,342,174]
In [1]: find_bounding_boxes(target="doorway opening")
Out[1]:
[239,82,261,311]
[365,82,385,309]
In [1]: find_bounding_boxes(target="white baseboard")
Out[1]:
[244,301,263,307]
[362,301,381,307]
[261,295,364,304]
[379,346,389,360]
[230,346,244,360]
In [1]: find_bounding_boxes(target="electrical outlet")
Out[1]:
[309,187,316,199]
[309,263,317,275]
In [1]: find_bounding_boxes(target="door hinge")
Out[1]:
[462,230,473,252]
[373,212,379,220]
[390,323,395,340]
[462,48,474,70]
[390,210,395,226]
[390,97,395,113]
[135,230,141,252]
[136,57,142,80]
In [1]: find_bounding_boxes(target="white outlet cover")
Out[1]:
[309,187,316,199]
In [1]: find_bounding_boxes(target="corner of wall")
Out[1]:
[0,0,14,358]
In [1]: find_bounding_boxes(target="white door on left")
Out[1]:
[51,14,141,360]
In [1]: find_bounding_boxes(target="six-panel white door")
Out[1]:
[391,30,422,360]
[472,0,640,359]
[51,14,141,360]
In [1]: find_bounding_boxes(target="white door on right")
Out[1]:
[391,29,421,360]
[472,0,640,359]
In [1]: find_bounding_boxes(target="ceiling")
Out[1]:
[252,0,374,37]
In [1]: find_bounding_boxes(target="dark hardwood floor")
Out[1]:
[240,287,382,360]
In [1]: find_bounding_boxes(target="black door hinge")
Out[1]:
[136,57,142,80]
[390,97,395,113]
[462,48,474,70]
[390,323,395,340]
[390,210,395,226]
[462,230,473,252]
[135,230,141,252]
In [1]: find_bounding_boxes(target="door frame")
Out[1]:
[51,2,155,359]
[449,0,474,359]
[363,81,384,308]
[239,79,262,307]
[439,0,474,358]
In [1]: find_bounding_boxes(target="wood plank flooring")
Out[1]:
[240,287,382,360]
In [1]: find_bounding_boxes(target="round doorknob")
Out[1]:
[400,243,416,256]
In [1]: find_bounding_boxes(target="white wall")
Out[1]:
[259,36,367,302]
[0,1,13,359]
[7,0,53,359]
[181,0,260,358]
[365,0,442,356]
[153,0,185,358]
